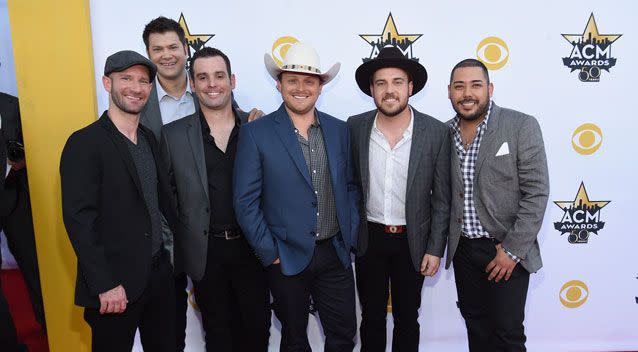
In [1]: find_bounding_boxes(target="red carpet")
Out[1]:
[1,269,48,352]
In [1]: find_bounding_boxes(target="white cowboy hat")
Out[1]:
[264,42,340,84]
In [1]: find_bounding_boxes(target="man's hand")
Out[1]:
[420,254,440,277]
[485,244,517,283]
[8,159,25,171]
[272,258,280,265]
[98,285,128,314]
[247,108,265,122]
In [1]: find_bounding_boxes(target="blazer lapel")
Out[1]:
[98,113,144,199]
[359,113,375,197]
[186,115,209,198]
[475,103,502,177]
[140,83,163,140]
[406,109,426,195]
[273,105,312,188]
[317,112,340,186]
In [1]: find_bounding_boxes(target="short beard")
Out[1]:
[112,92,144,115]
[375,96,408,118]
[455,99,489,121]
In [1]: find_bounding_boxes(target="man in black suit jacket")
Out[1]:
[0,112,27,352]
[0,92,45,330]
[348,47,451,351]
[60,50,177,352]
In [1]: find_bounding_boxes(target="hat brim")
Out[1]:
[355,58,427,96]
[264,53,340,84]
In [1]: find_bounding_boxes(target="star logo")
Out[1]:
[359,13,422,62]
[553,182,611,244]
[178,13,214,60]
[562,13,621,47]
[554,182,610,211]
[561,14,622,82]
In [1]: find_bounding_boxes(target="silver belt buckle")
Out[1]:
[225,230,240,240]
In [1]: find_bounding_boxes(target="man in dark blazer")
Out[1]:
[0,92,45,329]
[348,46,451,351]
[60,50,177,352]
[0,111,27,352]
[234,42,360,351]
[445,59,549,352]
[160,47,269,351]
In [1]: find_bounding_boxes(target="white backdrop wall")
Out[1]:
[89,1,638,351]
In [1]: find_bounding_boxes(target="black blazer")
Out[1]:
[0,93,21,216]
[60,111,177,308]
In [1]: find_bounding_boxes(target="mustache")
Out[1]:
[382,94,399,101]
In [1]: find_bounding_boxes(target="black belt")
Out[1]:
[211,228,242,240]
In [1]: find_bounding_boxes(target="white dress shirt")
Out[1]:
[156,75,195,125]
[366,108,414,225]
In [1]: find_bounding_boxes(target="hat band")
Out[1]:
[282,64,321,74]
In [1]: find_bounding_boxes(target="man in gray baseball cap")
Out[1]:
[60,50,177,351]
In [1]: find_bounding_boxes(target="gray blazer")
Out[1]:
[445,103,549,273]
[348,107,451,272]
[160,109,248,280]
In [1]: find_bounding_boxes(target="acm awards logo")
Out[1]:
[177,13,215,68]
[559,280,589,308]
[572,123,603,155]
[359,13,422,62]
[476,37,510,70]
[554,182,610,244]
[562,13,621,82]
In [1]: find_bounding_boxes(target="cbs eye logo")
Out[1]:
[476,36,509,70]
[271,36,299,67]
[559,280,589,308]
[572,123,603,155]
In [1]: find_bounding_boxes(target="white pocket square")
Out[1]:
[495,142,509,156]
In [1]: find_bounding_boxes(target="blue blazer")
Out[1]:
[233,104,360,276]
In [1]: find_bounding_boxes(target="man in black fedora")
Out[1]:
[348,46,451,351]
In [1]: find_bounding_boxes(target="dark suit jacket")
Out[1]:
[233,104,360,276]
[348,107,451,271]
[445,103,549,273]
[0,93,22,216]
[60,112,177,308]
[160,108,248,280]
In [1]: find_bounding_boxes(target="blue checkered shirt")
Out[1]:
[450,101,519,262]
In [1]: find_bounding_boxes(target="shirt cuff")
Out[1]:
[502,246,521,263]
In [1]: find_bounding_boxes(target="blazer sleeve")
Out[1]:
[502,116,550,258]
[233,124,278,266]
[60,132,118,295]
[426,128,452,257]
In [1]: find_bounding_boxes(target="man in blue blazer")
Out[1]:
[233,43,360,351]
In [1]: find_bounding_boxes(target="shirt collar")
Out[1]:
[156,74,192,101]
[199,107,242,135]
[372,105,414,138]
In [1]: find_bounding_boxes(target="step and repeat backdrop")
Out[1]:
[55,0,638,350]
[89,0,637,351]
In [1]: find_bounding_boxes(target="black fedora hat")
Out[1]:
[355,46,428,96]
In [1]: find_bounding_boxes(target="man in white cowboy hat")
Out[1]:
[233,42,360,351]
[348,46,451,351]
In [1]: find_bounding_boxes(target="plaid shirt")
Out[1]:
[450,101,519,262]
[293,116,340,241]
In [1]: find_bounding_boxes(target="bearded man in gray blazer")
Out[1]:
[445,59,549,352]
[348,46,451,351]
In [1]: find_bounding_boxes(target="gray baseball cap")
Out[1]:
[104,50,156,81]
